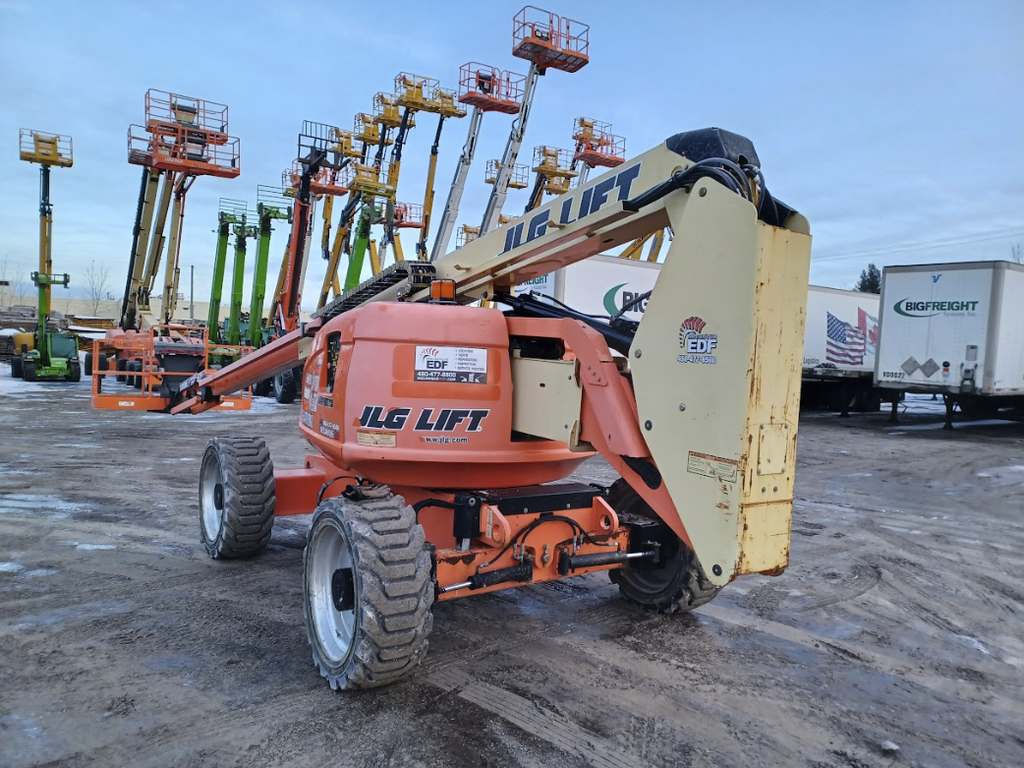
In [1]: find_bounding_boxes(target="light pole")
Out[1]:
[189,264,194,321]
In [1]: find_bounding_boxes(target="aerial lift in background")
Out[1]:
[173,123,811,691]
[257,122,349,403]
[11,129,80,382]
[90,90,247,411]
[243,185,292,351]
[477,7,589,236]
[569,117,667,262]
[430,63,525,260]
[206,198,247,345]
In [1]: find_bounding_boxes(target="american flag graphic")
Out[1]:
[826,312,866,365]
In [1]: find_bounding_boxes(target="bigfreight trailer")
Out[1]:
[875,260,1024,426]
[518,257,881,412]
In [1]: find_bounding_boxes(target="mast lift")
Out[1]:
[430,63,525,261]
[12,129,80,382]
[478,6,589,236]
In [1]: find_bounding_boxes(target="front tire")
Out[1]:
[68,360,81,382]
[607,479,722,613]
[10,356,23,378]
[199,437,276,559]
[304,494,433,690]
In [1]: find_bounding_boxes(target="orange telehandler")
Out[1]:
[172,125,812,690]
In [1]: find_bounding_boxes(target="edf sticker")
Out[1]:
[677,316,719,364]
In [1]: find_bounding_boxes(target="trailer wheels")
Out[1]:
[10,357,23,378]
[272,368,297,404]
[607,480,721,614]
[303,494,433,690]
[253,378,272,398]
[199,437,276,559]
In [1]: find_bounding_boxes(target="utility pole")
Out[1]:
[189,264,194,320]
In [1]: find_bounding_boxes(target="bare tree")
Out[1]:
[84,260,111,315]
[0,255,27,308]
[1010,241,1023,265]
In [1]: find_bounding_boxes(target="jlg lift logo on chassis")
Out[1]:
[359,405,489,432]
[677,316,718,364]
[501,163,642,254]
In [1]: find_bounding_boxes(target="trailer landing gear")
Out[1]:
[303,494,433,690]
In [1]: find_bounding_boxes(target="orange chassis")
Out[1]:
[277,454,636,602]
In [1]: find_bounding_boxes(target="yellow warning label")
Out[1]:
[356,429,397,448]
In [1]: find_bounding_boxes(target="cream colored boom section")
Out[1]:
[420,139,812,586]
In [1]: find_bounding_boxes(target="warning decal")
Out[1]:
[686,451,739,483]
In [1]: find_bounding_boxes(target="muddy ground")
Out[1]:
[1,366,1022,768]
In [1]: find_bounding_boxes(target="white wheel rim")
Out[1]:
[309,519,356,663]
[199,453,223,542]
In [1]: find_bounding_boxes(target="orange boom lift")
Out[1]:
[91,90,248,411]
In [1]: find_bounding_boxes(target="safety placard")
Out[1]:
[687,451,738,483]
[414,346,488,384]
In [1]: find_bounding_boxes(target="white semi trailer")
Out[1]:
[875,260,1024,427]
[518,257,882,413]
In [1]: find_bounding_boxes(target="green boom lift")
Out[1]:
[12,129,80,382]
[207,198,246,345]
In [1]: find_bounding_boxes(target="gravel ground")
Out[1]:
[1,365,1022,768]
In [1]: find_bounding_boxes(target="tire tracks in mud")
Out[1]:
[699,604,1024,714]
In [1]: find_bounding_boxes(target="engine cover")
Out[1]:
[298,302,588,488]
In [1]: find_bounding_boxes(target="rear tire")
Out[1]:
[84,352,93,377]
[131,361,143,389]
[68,360,81,383]
[199,437,276,559]
[304,494,433,690]
[273,368,297,404]
[607,479,722,614]
[116,358,127,383]
[23,360,36,382]
[10,356,23,378]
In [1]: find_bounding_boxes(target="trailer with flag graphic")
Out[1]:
[801,285,881,413]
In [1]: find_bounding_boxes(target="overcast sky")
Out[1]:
[1,0,1022,309]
